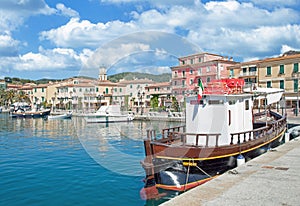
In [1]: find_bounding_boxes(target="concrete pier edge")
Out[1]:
[161,134,300,205]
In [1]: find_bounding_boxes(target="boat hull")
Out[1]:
[85,115,134,123]
[47,113,72,120]
[142,122,286,192]
[11,109,51,118]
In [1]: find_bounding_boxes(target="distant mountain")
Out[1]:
[108,72,171,83]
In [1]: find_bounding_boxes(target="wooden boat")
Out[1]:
[140,79,287,199]
[85,105,134,123]
[47,112,72,120]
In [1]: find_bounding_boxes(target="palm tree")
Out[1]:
[16,91,31,104]
[5,90,16,106]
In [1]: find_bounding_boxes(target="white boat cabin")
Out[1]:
[185,94,253,146]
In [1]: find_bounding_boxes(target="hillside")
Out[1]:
[108,72,171,83]
[3,72,171,85]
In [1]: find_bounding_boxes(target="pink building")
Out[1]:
[171,52,238,103]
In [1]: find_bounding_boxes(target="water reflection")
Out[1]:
[75,119,183,177]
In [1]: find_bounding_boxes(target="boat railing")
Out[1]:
[146,114,286,147]
[230,115,286,145]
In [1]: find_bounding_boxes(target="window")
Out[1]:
[294,79,298,92]
[267,81,272,88]
[190,59,194,64]
[198,57,202,63]
[266,66,271,75]
[242,68,247,74]
[174,81,177,86]
[249,66,257,73]
[182,80,185,86]
[294,63,299,73]
[207,77,211,82]
[105,88,108,94]
[230,69,234,77]
[114,88,117,92]
[96,87,99,92]
[245,100,249,110]
[280,80,284,89]
[119,88,122,92]
[190,79,193,85]
[198,68,202,75]
[190,69,193,74]
[279,65,284,74]
[207,66,211,72]
[182,71,185,77]
[130,84,132,89]
[182,60,185,65]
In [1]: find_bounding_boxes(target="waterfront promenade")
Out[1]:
[161,117,300,206]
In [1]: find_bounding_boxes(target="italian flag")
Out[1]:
[198,79,204,100]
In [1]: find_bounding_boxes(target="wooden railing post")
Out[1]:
[230,134,234,145]
[205,134,209,147]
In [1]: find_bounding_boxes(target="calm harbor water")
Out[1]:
[0,113,182,206]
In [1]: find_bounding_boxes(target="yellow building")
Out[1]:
[228,52,300,109]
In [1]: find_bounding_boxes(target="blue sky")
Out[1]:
[0,0,300,80]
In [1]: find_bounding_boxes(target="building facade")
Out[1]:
[171,52,238,103]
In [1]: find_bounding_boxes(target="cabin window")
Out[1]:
[208,100,223,104]
[228,110,231,126]
[245,100,249,110]
[228,100,236,105]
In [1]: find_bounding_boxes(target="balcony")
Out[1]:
[239,71,258,77]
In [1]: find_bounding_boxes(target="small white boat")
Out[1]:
[85,105,134,123]
[47,112,72,120]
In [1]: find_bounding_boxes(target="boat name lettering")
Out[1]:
[183,162,197,167]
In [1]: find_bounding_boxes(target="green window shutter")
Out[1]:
[294,63,299,73]
[279,65,284,74]
[267,66,271,75]
[267,81,272,88]
[294,79,298,92]
[280,80,284,89]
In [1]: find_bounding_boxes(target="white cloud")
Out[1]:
[0,34,20,56]
[0,0,55,32]
[56,3,79,18]
[281,45,300,54]
[0,47,87,75]
[245,0,299,9]
[40,18,137,48]
[2,0,300,77]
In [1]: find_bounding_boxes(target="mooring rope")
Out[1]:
[184,159,191,192]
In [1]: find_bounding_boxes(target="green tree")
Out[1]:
[150,95,159,110]
[171,96,180,112]
[16,91,31,104]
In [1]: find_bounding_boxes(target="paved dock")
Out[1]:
[161,135,300,206]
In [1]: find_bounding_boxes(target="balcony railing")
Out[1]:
[239,71,258,77]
